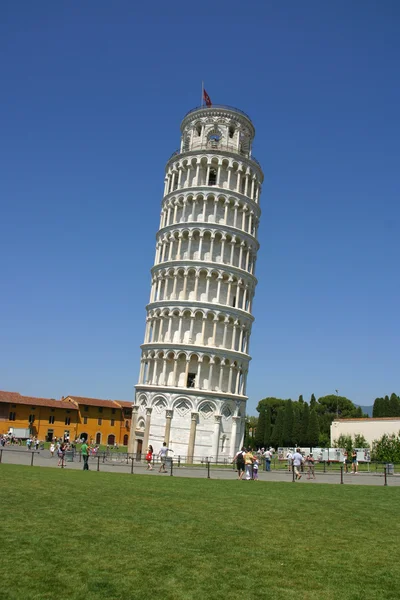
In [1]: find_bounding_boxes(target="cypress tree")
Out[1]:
[389,393,400,417]
[264,406,272,448]
[292,404,302,447]
[298,395,304,403]
[373,397,384,417]
[301,402,310,446]
[255,409,266,448]
[282,400,294,446]
[383,395,390,416]
[270,408,284,448]
[307,409,320,447]
[310,394,316,409]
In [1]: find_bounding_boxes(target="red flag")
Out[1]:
[203,89,212,107]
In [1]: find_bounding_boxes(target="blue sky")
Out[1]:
[1,1,399,412]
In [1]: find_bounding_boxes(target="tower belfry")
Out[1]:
[130,103,264,461]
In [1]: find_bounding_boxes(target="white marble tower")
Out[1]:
[130,104,263,461]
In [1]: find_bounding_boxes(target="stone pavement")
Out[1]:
[1,447,399,487]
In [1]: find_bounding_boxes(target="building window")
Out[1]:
[195,123,201,137]
[28,414,35,424]
[208,169,217,186]
[229,126,235,139]
[187,373,196,388]
[98,407,103,413]
[123,408,131,417]
[9,412,16,421]
[51,408,55,413]
[31,406,35,410]
[83,416,88,425]
[84,406,89,412]
[65,417,71,425]
[48,416,55,424]
[66,410,71,414]
[11,404,16,408]
[98,418,102,426]
[110,419,115,426]
[111,408,116,414]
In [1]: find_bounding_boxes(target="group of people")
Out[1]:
[233,448,261,480]
[145,443,170,473]
[342,449,360,474]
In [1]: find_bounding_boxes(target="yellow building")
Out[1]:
[64,396,132,445]
[0,391,132,445]
[0,390,79,441]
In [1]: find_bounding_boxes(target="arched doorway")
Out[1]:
[96,432,101,445]
[123,434,128,446]
[136,439,143,460]
[80,432,88,442]
[107,434,115,446]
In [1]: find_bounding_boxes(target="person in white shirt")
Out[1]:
[264,449,273,472]
[292,448,304,481]
[158,442,169,473]
[286,450,293,472]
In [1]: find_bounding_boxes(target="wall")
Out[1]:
[331,418,400,447]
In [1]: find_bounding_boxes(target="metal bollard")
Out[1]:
[0,449,2,464]
[97,455,100,472]
[31,452,34,467]
[178,455,181,467]
[207,461,210,479]
[170,458,173,476]
[131,458,134,475]
[292,466,295,482]
[340,466,344,484]
[384,467,387,486]
[79,452,82,462]
[323,461,326,473]
[102,452,106,463]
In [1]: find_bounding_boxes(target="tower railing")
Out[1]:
[183,104,253,121]
[168,147,262,169]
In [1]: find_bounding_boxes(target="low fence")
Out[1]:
[0,448,399,486]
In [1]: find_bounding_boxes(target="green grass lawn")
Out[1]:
[1,465,399,600]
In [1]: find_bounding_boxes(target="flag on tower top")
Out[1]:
[203,89,212,107]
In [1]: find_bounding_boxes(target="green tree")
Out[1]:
[298,395,304,403]
[307,409,320,447]
[292,403,303,447]
[333,434,353,454]
[264,406,272,448]
[301,403,310,446]
[389,393,400,417]
[372,433,400,462]
[354,434,369,448]
[383,395,390,415]
[255,409,266,448]
[282,400,294,446]
[270,408,284,448]
[373,397,384,417]
[310,394,316,409]
[256,397,286,425]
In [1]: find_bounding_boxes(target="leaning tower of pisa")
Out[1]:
[130,104,263,461]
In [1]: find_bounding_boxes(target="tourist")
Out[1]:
[253,457,259,480]
[244,448,255,480]
[146,445,154,470]
[57,443,66,467]
[50,442,55,457]
[351,449,358,474]
[81,439,90,471]
[342,449,349,473]
[306,453,316,480]
[158,442,169,473]
[264,448,272,471]
[286,449,293,472]
[233,447,246,480]
[292,448,304,481]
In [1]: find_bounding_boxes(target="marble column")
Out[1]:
[128,405,139,455]
[142,407,153,452]
[230,415,240,457]
[187,412,198,463]
[211,414,222,462]
[164,409,173,445]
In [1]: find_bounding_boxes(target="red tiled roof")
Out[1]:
[0,391,78,410]
[335,417,400,422]
[65,396,131,410]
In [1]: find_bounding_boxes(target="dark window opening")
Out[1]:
[48,416,55,424]
[229,126,235,139]
[187,373,196,388]
[29,414,35,424]
[232,296,236,307]
[31,407,35,410]
[98,407,103,413]
[83,416,88,425]
[65,417,71,425]
[111,419,115,426]
[9,412,16,421]
[84,406,89,412]
[111,408,116,414]
[51,408,55,413]
[208,169,217,186]
[98,418,102,426]
[196,124,201,136]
